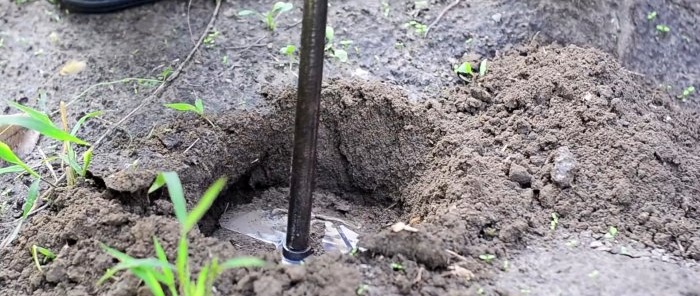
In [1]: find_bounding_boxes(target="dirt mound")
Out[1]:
[1,45,699,295]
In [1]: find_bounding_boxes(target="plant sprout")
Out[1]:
[31,245,57,273]
[390,263,404,271]
[164,99,216,128]
[279,44,297,71]
[679,86,695,101]
[478,254,496,263]
[100,172,265,296]
[324,26,349,63]
[479,59,488,77]
[203,30,220,48]
[239,2,294,31]
[455,62,474,81]
[550,212,559,231]
[656,24,670,33]
[647,11,657,21]
[405,21,428,37]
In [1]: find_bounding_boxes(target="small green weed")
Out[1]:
[158,67,174,81]
[31,245,56,273]
[550,212,559,231]
[604,226,618,239]
[478,254,496,264]
[678,86,695,101]
[656,24,670,33]
[390,263,404,271]
[164,99,216,128]
[279,44,297,70]
[405,21,428,37]
[239,2,293,31]
[455,62,474,81]
[646,11,657,21]
[203,30,220,48]
[324,26,349,63]
[100,172,265,296]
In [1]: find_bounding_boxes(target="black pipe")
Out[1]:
[283,0,328,262]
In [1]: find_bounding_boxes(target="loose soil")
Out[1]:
[1,0,699,295]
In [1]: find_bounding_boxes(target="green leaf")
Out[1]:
[479,59,488,77]
[176,236,191,294]
[272,2,293,13]
[70,110,103,136]
[153,237,177,294]
[325,26,335,50]
[220,256,266,269]
[159,172,187,225]
[22,178,41,220]
[280,45,296,56]
[456,62,473,75]
[184,177,227,233]
[238,10,256,16]
[0,165,25,176]
[194,99,204,115]
[164,103,198,113]
[9,102,53,126]
[0,114,87,145]
[333,49,349,63]
[478,254,496,263]
[131,267,166,296]
[32,245,56,272]
[647,11,657,21]
[148,173,166,194]
[0,141,39,177]
[81,147,93,177]
[194,264,210,296]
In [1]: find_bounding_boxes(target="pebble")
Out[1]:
[492,13,502,23]
[551,146,577,188]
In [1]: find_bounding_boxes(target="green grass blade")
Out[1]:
[31,245,55,272]
[81,147,94,177]
[184,177,227,233]
[220,257,265,270]
[164,103,198,113]
[153,237,177,296]
[161,172,186,225]
[194,99,204,115]
[98,267,119,285]
[0,165,25,176]
[194,263,210,296]
[0,141,39,177]
[238,9,256,16]
[100,243,137,262]
[131,267,166,296]
[9,102,53,125]
[70,110,103,136]
[22,178,41,220]
[148,173,166,193]
[176,236,190,295]
[0,115,87,145]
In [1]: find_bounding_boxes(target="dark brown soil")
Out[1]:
[1,0,700,295]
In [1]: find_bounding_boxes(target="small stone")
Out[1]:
[286,266,305,283]
[589,241,604,248]
[551,147,577,188]
[508,164,532,187]
[470,87,492,103]
[491,13,502,23]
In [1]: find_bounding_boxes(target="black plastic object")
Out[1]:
[284,0,328,262]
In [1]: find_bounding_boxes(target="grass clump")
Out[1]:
[99,172,265,296]
[239,2,293,31]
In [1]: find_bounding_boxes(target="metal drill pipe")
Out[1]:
[284,0,328,261]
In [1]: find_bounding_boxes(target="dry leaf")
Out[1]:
[59,60,86,76]
[409,216,422,225]
[391,222,418,233]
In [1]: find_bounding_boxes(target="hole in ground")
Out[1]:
[193,80,435,255]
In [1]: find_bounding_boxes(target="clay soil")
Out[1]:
[1,0,700,295]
